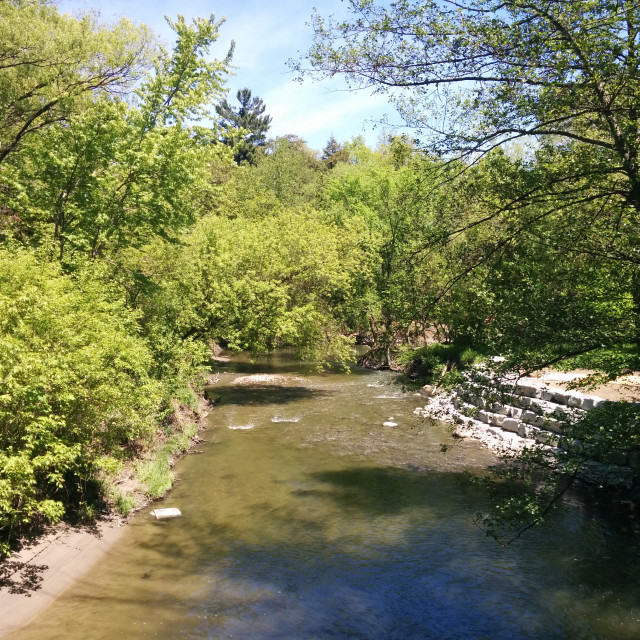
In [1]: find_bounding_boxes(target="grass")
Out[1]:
[137,420,199,499]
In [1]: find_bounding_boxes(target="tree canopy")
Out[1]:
[0,0,153,166]
[295,0,640,375]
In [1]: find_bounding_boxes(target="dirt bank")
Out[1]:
[531,369,640,402]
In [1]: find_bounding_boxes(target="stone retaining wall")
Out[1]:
[415,369,638,488]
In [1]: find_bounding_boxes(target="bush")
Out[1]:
[398,341,482,385]
[0,250,163,554]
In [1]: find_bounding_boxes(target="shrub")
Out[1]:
[0,250,163,554]
[398,341,483,385]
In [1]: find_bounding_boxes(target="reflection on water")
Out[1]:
[9,353,640,639]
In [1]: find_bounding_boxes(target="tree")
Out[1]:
[0,249,163,553]
[322,135,350,168]
[295,0,640,375]
[253,135,324,205]
[216,88,272,165]
[0,0,154,167]
[1,9,233,261]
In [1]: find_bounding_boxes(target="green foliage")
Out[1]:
[255,135,325,206]
[398,342,482,384]
[114,493,137,517]
[0,250,163,553]
[137,457,174,500]
[474,400,640,545]
[0,0,154,166]
[8,0,640,551]
[137,420,198,499]
[1,5,233,261]
[185,205,364,367]
[322,135,350,169]
[296,0,640,537]
[298,0,640,377]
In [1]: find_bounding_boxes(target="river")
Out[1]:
[9,353,640,639]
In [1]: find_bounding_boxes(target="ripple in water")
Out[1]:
[271,415,302,423]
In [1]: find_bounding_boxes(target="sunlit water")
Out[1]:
[10,354,640,639]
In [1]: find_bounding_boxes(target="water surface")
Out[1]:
[10,355,640,639]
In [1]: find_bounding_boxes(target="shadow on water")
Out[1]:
[210,348,378,379]
[305,466,462,515]
[154,469,562,639]
[206,384,330,406]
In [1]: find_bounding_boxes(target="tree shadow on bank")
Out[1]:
[0,559,48,595]
[0,518,103,596]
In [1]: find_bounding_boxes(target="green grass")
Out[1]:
[137,421,199,499]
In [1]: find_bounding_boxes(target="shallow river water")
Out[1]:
[10,354,640,639]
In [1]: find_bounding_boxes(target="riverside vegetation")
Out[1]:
[2,0,640,555]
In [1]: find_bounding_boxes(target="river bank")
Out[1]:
[0,518,125,638]
[415,368,640,490]
[0,380,216,638]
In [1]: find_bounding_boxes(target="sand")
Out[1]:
[532,369,640,402]
[0,519,126,638]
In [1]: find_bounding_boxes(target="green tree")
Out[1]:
[253,135,324,205]
[0,0,153,166]
[1,8,233,261]
[216,88,272,165]
[320,141,466,364]
[0,250,163,554]
[322,135,350,168]
[295,0,640,374]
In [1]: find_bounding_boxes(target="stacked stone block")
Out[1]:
[416,369,638,487]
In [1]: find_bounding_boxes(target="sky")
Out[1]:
[56,0,406,151]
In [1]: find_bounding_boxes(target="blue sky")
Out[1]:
[57,0,404,151]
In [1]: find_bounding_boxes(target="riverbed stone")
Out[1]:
[515,382,541,398]
[517,423,531,438]
[534,430,557,445]
[567,393,584,408]
[541,417,563,434]
[417,372,627,489]
[486,427,504,440]
[551,389,572,405]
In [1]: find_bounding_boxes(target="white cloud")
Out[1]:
[262,78,400,149]
[57,0,410,149]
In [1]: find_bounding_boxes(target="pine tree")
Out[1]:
[215,88,272,165]
[321,135,349,169]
